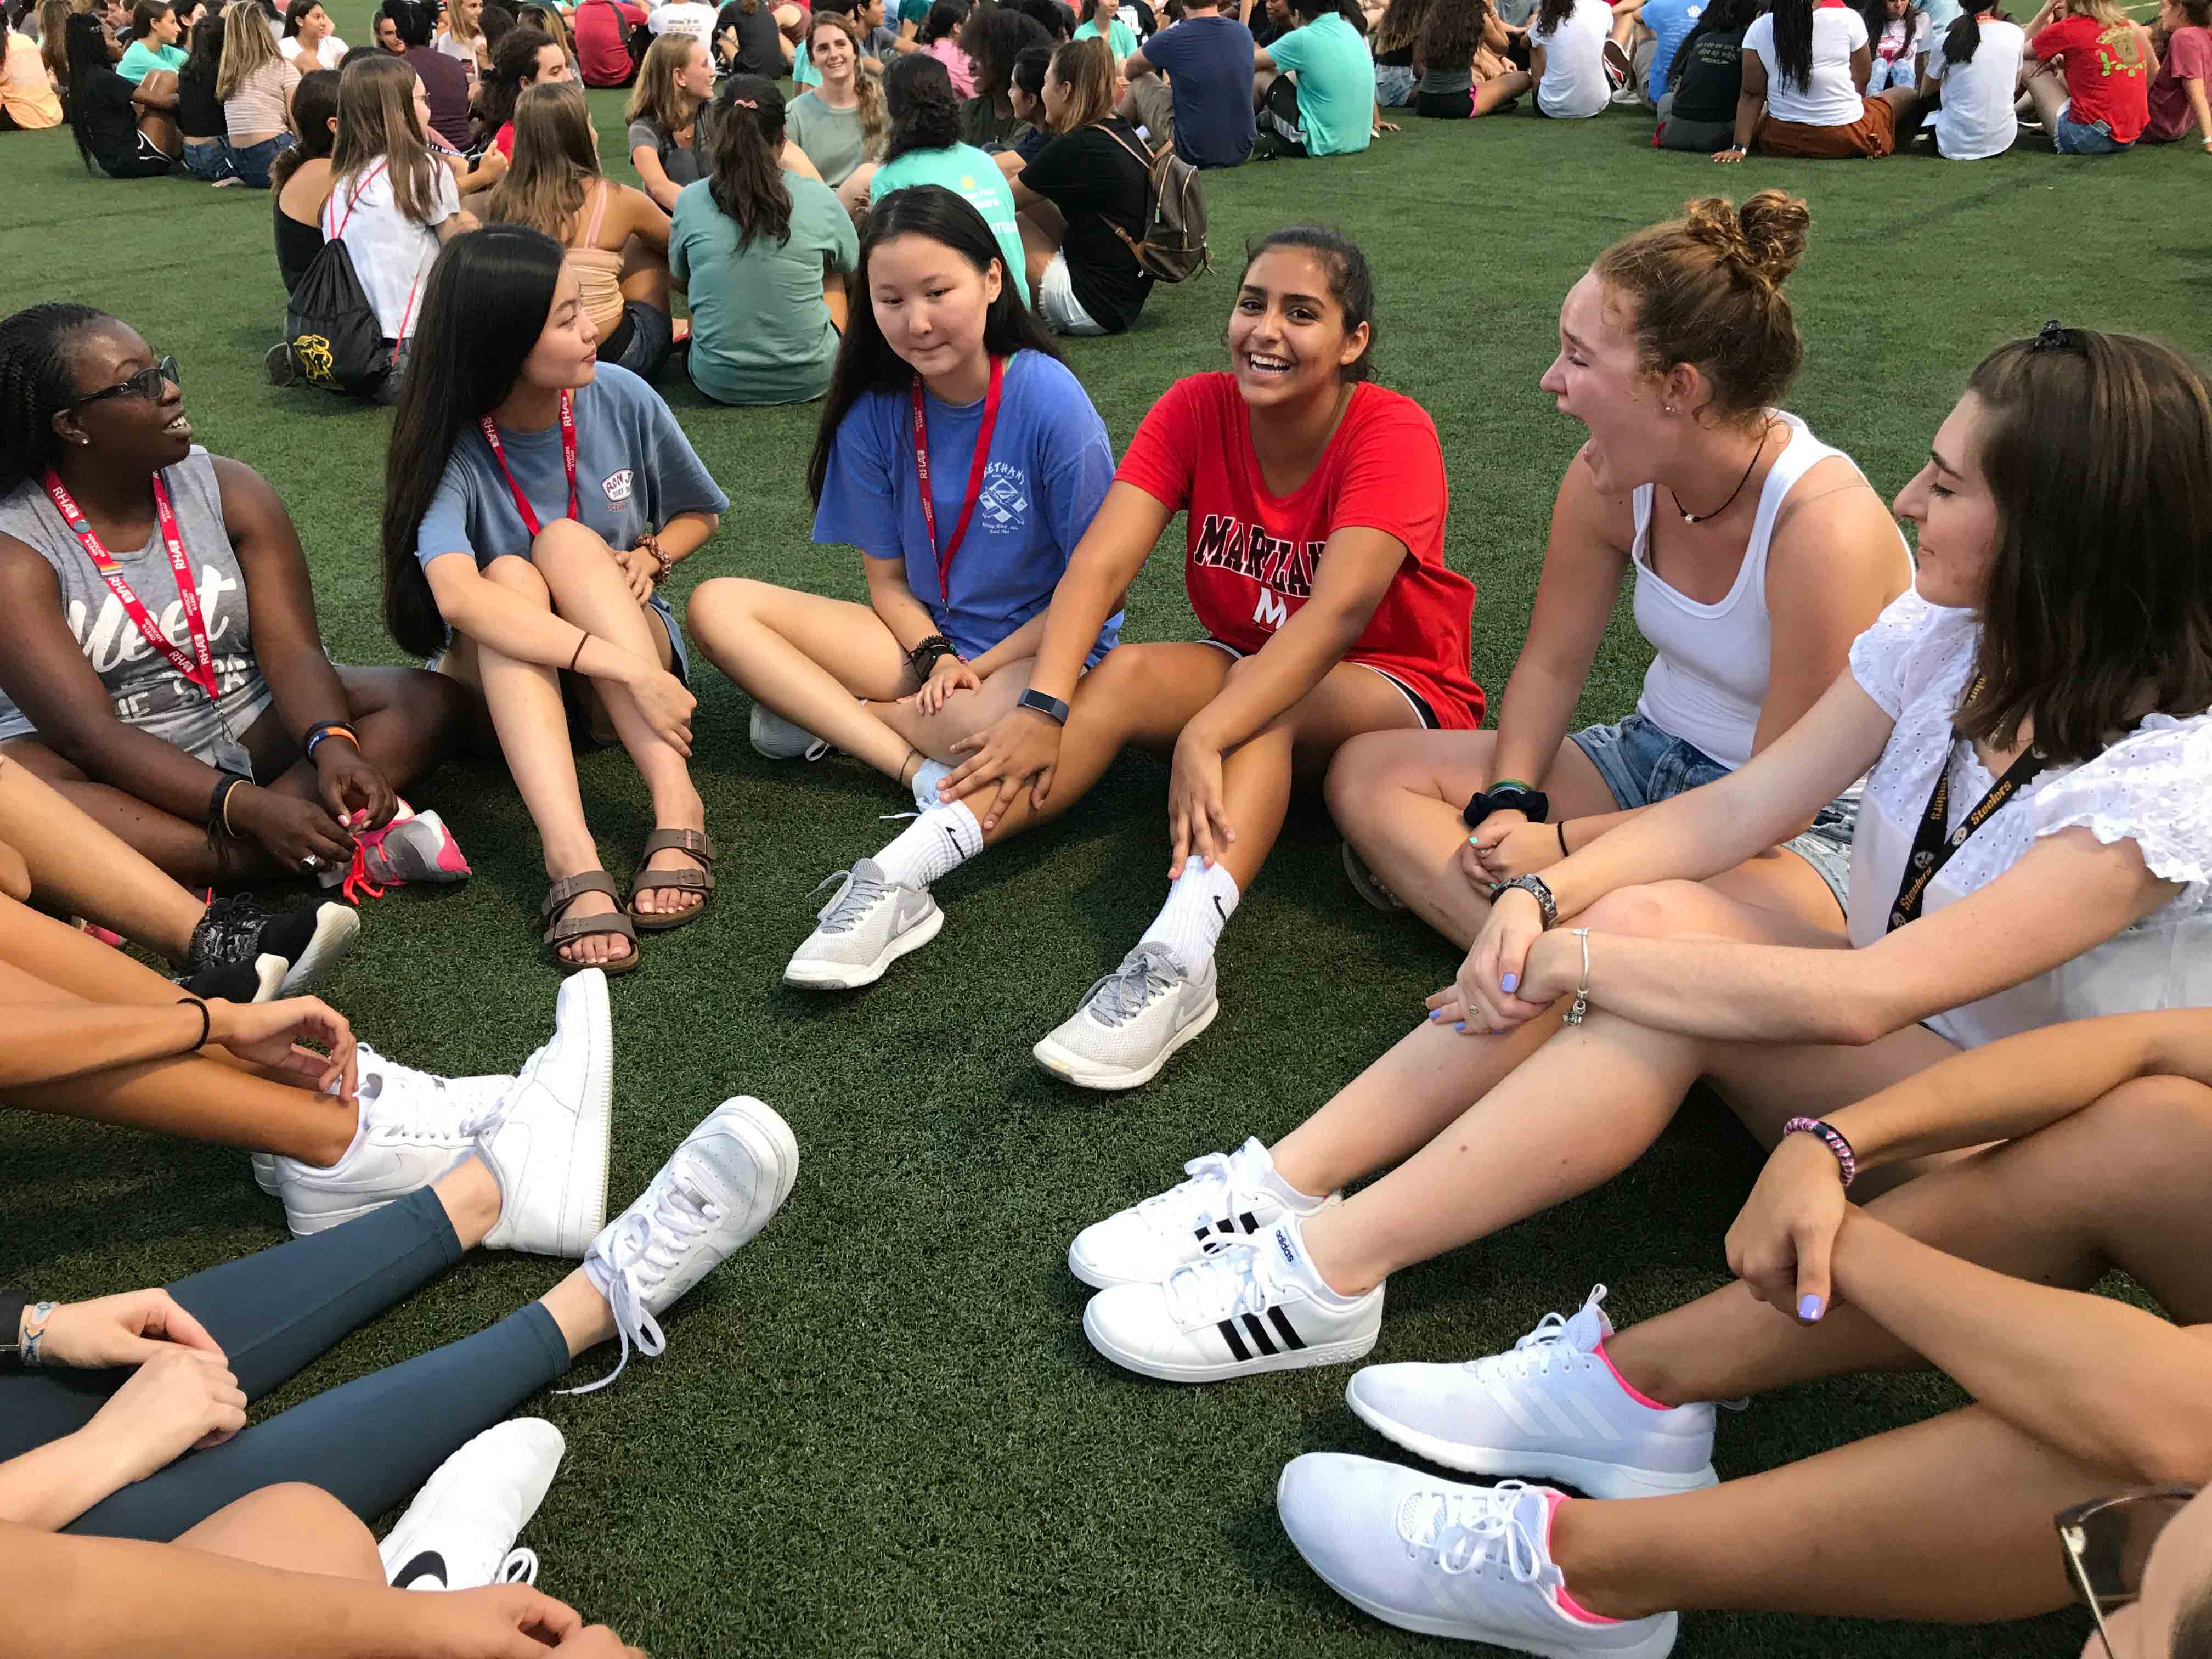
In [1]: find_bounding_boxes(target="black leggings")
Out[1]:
[0,1188,570,1541]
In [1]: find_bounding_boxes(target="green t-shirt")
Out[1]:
[867,142,1031,303]
[1072,15,1139,57]
[670,173,859,405]
[898,0,930,25]
[115,39,187,82]
[786,90,867,185]
[792,37,816,83]
[1266,11,1373,155]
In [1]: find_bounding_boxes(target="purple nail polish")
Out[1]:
[1426,1009,1442,1022]
[1455,1022,1468,1032]
[1798,1294,1824,1322]
[1501,973,1519,994]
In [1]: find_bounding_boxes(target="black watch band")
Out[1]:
[906,635,957,680]
[1017,688,1071,726]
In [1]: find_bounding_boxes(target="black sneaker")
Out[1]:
[186,894,362,997]
[176,956,284,1003]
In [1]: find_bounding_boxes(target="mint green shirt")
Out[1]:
[867,142,1031,303]
[1073,15,1138,57]
[116,39,186,82]
[1266,11,1374,155]
[670,174,859,405]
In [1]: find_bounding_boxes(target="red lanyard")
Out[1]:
[479,389,579,539]
[42,467,219,703]
[911,356,1003,605]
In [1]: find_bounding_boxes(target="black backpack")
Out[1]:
[273,161,413,399]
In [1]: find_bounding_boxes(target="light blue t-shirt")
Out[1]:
[1266,12,1374,156]
[1640,0,1702,98]
[813,349,1120,664]
[1074,15,1139,56]
[116,38,186,82]
[868,143,1031,303]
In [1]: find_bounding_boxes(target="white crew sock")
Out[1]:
[872,798,984,890]
[1138,860,1240,972]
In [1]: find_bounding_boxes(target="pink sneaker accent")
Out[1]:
[1595,1338,1675,1413]
[78,922,126,949]
[1539,1491,1622,1626]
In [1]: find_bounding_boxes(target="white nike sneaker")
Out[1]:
[1346,1286,1718,1499]
[1277,1455,1678,1656]
[1067,1136,1336,1289]
[751,701,831,762]
[562,1096,799,1394]
[783,859,943,990]
[1031,943,1218,1091]
[479,967,616,1257]
[1082,1215,1382,1383]
[254,1053,513,1202]
[275,1043,509,1236]
[379,1419,565,1593]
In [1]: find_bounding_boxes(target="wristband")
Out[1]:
[1782,1116,1857,1188]
[178,995,211,1052]
[1017,687,1071,726]
[906,635,957,680]
[302,720,360,761]
[208,772,248,840]
[18,1300,56,1367]
[568,633,590,675]
[1556,821,1570,858]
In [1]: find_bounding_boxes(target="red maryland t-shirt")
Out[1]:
[2033,13,2151,142]
[1115,373,1485,729]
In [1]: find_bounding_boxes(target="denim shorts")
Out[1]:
[1568,713,1855,909]
[228,132,295,188]
[2053,108,2129,154]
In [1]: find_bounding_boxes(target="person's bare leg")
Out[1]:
[249,667,466,814]
[1322,728,1617,947]
[2024,64,2068,129]
[172,1485,387,1579]
[1019,214,1059,298]
[684,579,916,780]
[837,163,876,227]
[0,754,206,960]
[1472,67,1532,111]
[453,557,633,969]
[531,520,706,924]
[1550,1403,2117,1622]
[0,737,252,887]
[873,658,1035,762]
[617,234,671,310]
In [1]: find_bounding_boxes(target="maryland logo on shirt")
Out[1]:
[1190,513,1321,610]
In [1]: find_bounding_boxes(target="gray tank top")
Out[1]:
[0,448,275,762]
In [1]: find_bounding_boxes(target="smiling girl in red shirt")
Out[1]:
[780,225,1482,1091]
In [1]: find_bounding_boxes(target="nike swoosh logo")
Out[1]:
[391,1549,449,1589]
[1211,895,1228,923]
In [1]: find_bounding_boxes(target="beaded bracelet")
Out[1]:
[1782,1116,1857,1188]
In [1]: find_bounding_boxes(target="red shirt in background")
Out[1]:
[1115,373,1485,730]
[495,119,515,156]
[2144,22,2211,140]
[574,0,647,84]
[2032,12,2151,142]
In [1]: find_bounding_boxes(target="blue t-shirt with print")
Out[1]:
[1640,0,1702,97]
[812,349,1120,664]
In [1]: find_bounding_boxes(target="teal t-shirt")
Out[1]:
[1073,15,1139,56]
[898,0,930,25]
[868,143,1031,303]
[116,39,187,82]
[1267,12,1373,155]
[671,173,859,406]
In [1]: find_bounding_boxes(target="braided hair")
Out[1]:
[0,302,109,498]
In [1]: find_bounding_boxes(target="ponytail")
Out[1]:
[1944,0,2000,60]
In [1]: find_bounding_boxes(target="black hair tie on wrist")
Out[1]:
[906,635,956,680]
[177,996,211,1051]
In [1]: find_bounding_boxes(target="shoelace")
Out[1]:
[498,1548,540,1585]
[340,833,388,906]
[1077,945,1182,1029]
[1135,1147,1254,1236]
[1162,1238,1285,1329]
[1397,1480,1547,1581]
[1466,1288,1608,1379]
[808,868,889,935]
[357,1046,504,1145]
[559,1175,720,1396]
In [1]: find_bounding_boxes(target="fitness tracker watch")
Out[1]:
[1017,689,1071,726]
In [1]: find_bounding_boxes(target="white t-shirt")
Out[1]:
[1843,588,2212,1049]
[1927,16,2022,157]
[305,32,348,66]
[649,0,715,44]
[1743,4,1869,125]
[325,154,456,341]
[1530,0,1613,117]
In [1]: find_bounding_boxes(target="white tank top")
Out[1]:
[1628,411,1873,770]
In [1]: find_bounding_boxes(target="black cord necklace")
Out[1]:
[1669,421,1775,524]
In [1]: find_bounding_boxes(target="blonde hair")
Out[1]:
[625,29,702,130]
[805,10,887,156]
[330,51,443,223]
[444,0,481,43]
[1044,34,1114,130]
[2063,0,2130,25]
[487,81,599,242]
[215,0,281,99]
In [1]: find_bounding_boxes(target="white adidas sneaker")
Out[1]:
[479,967,615,1257]
[1082,1215,1382,1383]
[751,702,831,761]
[379,1419,565,1593]
[1032,943,1218,1091]
[1277,1455,1678,1656]
[1345,1286,1718,1499]
[562,1096,799,1394]
[1068,1136,1335,1289]
[783,859,943,990]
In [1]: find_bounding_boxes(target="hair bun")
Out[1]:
[1679,190,1809,289]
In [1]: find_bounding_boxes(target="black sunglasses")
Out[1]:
[2056,1486,2198,1657]
[69,354,180,411]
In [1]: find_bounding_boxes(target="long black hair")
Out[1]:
[1666,0,1756,82]
[180,8,222,81]
[704,73,790,250]
[380,225,566,657]
[270,65,338,187]
[1944,0,2003,62]
[805,185,1064,504]
[880,48,961,162]
[1768,0,1814,92]
[921,0,966,42]
[0,302,109,497]
[64,12,121,170]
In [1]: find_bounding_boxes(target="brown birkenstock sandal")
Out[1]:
[627,828,716,934]
[543,871,641,974]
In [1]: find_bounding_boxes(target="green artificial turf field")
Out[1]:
[2,33,2207,1653]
